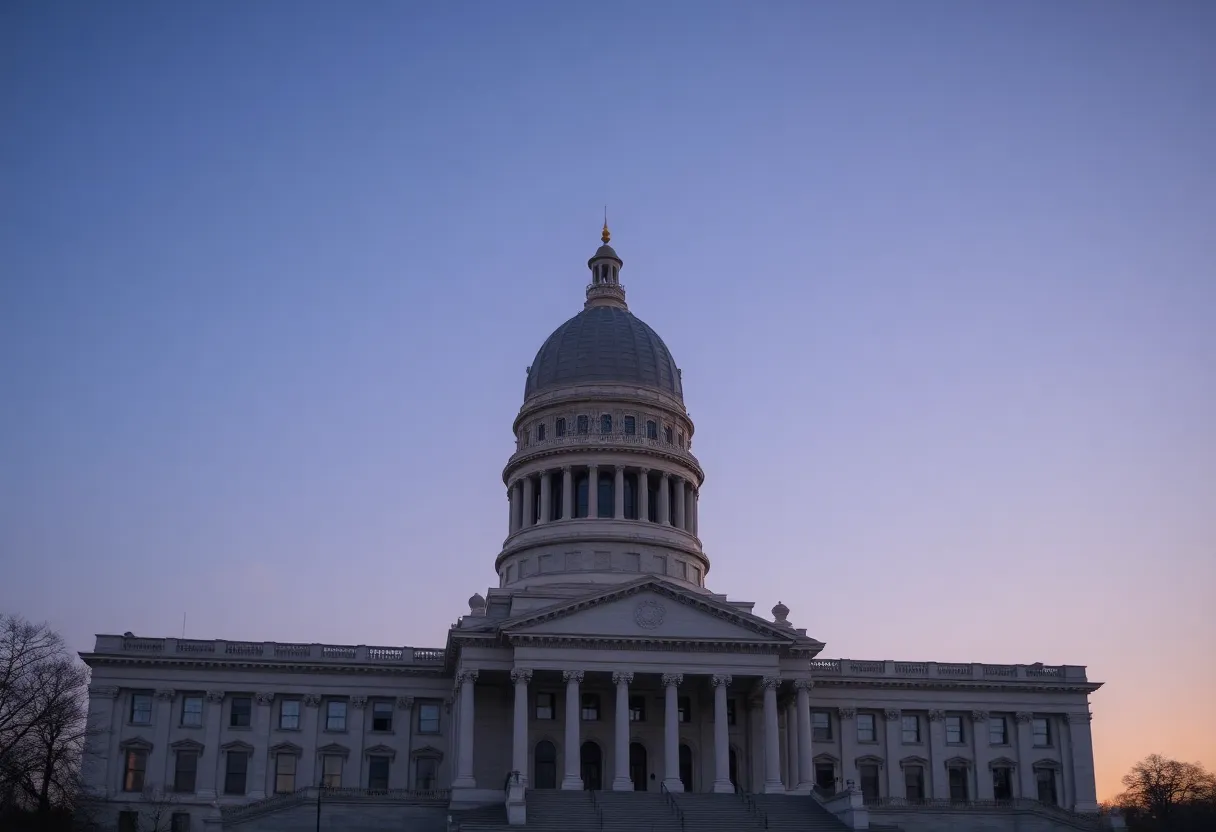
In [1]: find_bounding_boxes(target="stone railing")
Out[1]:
[93,636,448,666]
[507,430,700,469]
[865,797,1107,829]
[221,787,451,822]
[809,659,1089,683]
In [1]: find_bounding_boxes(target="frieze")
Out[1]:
[89,686,119,699]
[510,668,533,685]
[612,671,634,686]
[661,673,683,688]
[507,634,783,654]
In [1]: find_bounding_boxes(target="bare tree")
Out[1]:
[1117,754,1216,832]
[124,786,180,832]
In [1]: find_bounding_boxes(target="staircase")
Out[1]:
[753,793,855,831]
[453,790,599,832]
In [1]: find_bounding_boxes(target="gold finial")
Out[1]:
[601,206,611,244]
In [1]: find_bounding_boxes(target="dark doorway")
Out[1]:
[679,744,693,793]
[629,743,647,791]
[728,748,738,790]
[580,742,602,791]
[534,741,557,789]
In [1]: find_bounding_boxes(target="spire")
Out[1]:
[585,219,626,310]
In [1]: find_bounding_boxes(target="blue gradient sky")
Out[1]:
[2,1,1213,799]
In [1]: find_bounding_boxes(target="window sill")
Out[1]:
[1032,744,1053,749]
[417,730,441,736]
[274,727,301,732]
[178,724,204,730]
[128,722,153,728]
[369,730,395,735]
[857,740,880,745]
[322,730,348,734]
[227,726,252,731]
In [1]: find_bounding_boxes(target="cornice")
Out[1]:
[514,386,690,431]
[504,443,704,485]
[507,634,785,654]
[495,523,707,569]
[811,678,1102,694]
[78,654,450,677]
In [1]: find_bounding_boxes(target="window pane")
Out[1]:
[904,766,924,800]
[949,767,968,801]
[536,693,553,721]
[124,751,146,792]
[373,701,393,731]
[629,696,645,722]
[230,697,251,728]
[326,701,347,731]
[581,694,599,721]
[322,755,342,788]
[577,416,588,434]
[946,716,963,743]
[130,694,153,725]
[989,717,1006,744]
[174,752,197,793]
[415,758,438,790]
[275,754,296,793]
[624,416,636,435]
[600,415,612,433]
[181,697,203,727]
[1033,717,1050,745]
[646,420,657,439]
[813,712,832,741]
[858,714,875,742]
[280,700,300,730]
[368,757,390,790]
[677,696,690,723]
[418,703,440,733]
[902,715,919,743]
[224,753,247,795]
[556,418,566,437]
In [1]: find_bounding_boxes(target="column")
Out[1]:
[81,686,118,797]
[638,469,650,522]
[511,669,532,786]
[452,671,478,789]
[587,465,599,519]
[838,708,858,791]
[248,693,273,798]
[508,486,518,534]
[298,695,320,787]
[1067,712,1099,813]
[614,467,625,519]
[1015,712,1036,799]
[149,690,174,790]
[927,709,949,799]
[784,698,799,790]
[674,478,686,530]
[971,711,993,799]
[395,696,414,789]
[539,471,552,524]
[659,473,670,524]
[692,489,699,536]
[612,672,633,790]
[795,680,814,791]
[196,692,226,799]
[711,675,733,793]
[884,709,902,798]
[347,696,366,788]
[561,467,573,520]
[561,671,584,789]
[662,674,683,792]
[762,676,783,793]
[521,477,535,528]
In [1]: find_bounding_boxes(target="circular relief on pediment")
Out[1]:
[634,599,666,630]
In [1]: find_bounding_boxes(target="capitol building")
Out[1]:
[80,228,1112,832]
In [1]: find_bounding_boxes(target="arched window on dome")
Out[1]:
[624,416,636,436]
[600,414,612,434]
[537,424,546,441]
[663,426,673,445]
[575,473,589,518]
[646,420,658,440]
[597,472,613,518]
[577,416,589,435]
[556,418,567,438]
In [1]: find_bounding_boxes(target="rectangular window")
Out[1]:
[1032,717,1051,746]
[624,416,636,435]
[325,700,347,732]
[279,699,300,730]
[600,414,612,433]
[726,698,737,726]
[577,415,589,435]
[904,766,925,801]
[368,756,390,791]
[123,750,147,792]
[948,767,968,801]
[1036,768,1058,804]
[180,695,203,728]
[556,418,567,437]
[663,426,673,444]
[130,692,153,725]
[993,767,1013,800]
[372,701,393,732]
[677,696,691,723]
[859,764,880,802]
[229,696,251,728]
[535,693,555,721]
[171,813,190,832]
[678,431,685,447]
[321,755,342,788]
[118,811,138,832]
[857,713,876,743]
[173,751,198,793]
[415,757,438,790]
[946,715,964,744]
[629,695,645,722]
[989,716,1008,745]
[812,711,832,742]
[646,420,657,439]
[815,763,835,792]
[901,714,920,743]
[224,752,248,795]
[536,423,546,441]
[581,694,600,721]
[275,753,296,794]
[417,702,441,734]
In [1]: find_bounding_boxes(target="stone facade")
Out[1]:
[78,227,1105,831]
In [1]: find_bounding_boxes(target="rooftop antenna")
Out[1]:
[602,206,611,244]
[181,612,186,639]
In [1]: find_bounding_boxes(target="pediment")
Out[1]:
[410,745,444,760]
[119,736,153,752]
[364,744,396,760]
[855,754,884,769]
[989,756,1018,770]
[221,740,253,753]
[813,753,840,765]
[944,756,973,768]
[170,739,204,754]
[317,742,349,758]
[501,579,811,645]
[269,741,303,757]
[899,755,929,768]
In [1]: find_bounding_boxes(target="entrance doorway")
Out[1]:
[629,743,648,791]
[729,748,738,790]
[534,741,557,789]
[679,744,693,793]
[580,742,602,791]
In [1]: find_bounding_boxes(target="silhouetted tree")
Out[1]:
[1116,754,1216,832]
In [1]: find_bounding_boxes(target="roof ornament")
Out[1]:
[772,601,793,628]
[602,207,611,244]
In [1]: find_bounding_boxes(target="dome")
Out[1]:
[525,305,683,400]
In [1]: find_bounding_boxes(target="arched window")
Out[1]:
[629,743,647,792]
[597,472,613,519]
[580,742,602,791]
[624,416,636,435]
[646,420,657,440]
[664,426,673,444]
[577,415,589,435]
[555,418,567,438]
[537,424,546,441]
[575,474,589,519]
[600,414,612,434]
[679,744,693,793]
[534,741,557,790]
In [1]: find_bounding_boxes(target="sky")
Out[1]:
[1,0,1213,802]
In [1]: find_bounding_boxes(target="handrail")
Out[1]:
[502,770,520,793]
[660,782,685,831]
[588,788,604,830]
[737,791,769,829]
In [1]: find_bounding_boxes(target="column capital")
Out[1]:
[350,696,368,709]
[396,696,414,710]
[206,691,226,704]
[661,673,683,688]
[971,710,989,722]
[760,676,782,690]
[510,668,533,685]
[710,674,732,688]
[561,465,572,473]
[562,670,584,684]
[837,707,856,720]
[154,689,176,702]
[1062,712,1092,724]
[793,678,814,692]
[639,467,650,475]
[1014,711,1034,723]
[302,694,322,707]
[927,709,945,721]
[89,685,119,699]
[540,469,552,479]
[885,708,901,721]
[254,692,275,706]
[457,669,479,685]
[660,471,670,481]
[612,671,634,685]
